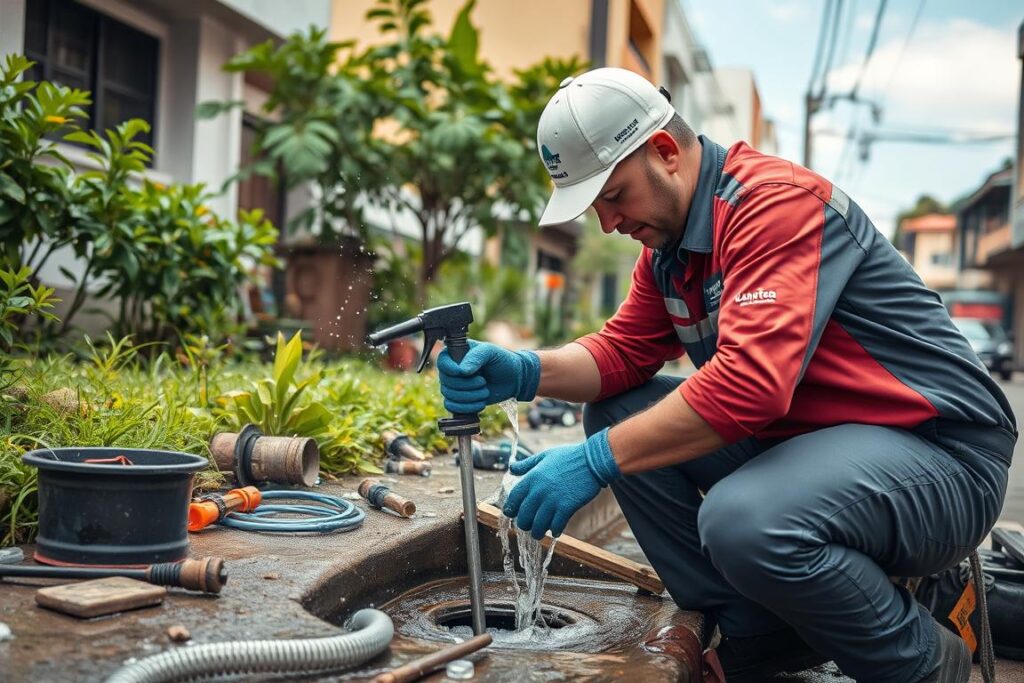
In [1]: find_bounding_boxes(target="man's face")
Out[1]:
[591,142,687,250]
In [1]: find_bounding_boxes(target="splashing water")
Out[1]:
[496,398,558,633]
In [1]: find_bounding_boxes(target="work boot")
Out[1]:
[714,626,830,683]
[919,616,971,683]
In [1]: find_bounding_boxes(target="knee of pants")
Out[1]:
[698,488,801,593]
[582,400,615,437]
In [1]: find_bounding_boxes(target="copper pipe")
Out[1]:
[372,634,492,683]
[358,479,416,518]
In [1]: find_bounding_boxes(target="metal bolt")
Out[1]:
[445,658,475,680]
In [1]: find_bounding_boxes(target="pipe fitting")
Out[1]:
[209,425,320,487]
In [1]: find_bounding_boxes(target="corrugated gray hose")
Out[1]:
[105,608,393,683]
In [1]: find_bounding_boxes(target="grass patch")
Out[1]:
[0,337,510,545]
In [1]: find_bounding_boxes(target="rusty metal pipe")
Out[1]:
[371,634,492,683]
[210,427,319,487]
[384,459,431,477]
[382,430,427,461]
[358,479,416,518]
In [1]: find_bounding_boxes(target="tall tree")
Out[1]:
[210,0,582,307]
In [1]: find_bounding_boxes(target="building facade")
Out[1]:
[0,0,326,333]
[330,0,774,337]
[898,213,958,291]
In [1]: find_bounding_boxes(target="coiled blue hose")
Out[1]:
[217,490,365,533]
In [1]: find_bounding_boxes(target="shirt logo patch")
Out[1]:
[734,288,778,306]
[704,274,723,311]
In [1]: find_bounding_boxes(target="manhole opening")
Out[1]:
[434,602,576,631]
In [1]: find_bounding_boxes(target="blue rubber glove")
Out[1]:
[503,428,621,540]
[437,341,541,414]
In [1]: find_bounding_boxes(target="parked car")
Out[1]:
[527,398,583,429]
[952,317,1014,380]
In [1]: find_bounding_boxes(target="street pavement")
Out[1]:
[996,373,1024,524]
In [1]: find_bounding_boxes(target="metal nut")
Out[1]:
[445,658,475,680]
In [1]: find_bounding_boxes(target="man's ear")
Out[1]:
[648,130,680,172]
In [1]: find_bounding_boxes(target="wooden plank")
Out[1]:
[35,577,166,618]
[476,502,664,594]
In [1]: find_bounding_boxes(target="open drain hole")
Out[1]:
[434,602,576,631]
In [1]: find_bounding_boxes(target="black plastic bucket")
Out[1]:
[22,447,207,567]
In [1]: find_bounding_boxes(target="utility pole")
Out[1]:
[804,92,880,172]
[803,92,823,169]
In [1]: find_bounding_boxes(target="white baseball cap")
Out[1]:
[537,67,676,226]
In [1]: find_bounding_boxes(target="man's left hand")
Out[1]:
[503,428,621,540]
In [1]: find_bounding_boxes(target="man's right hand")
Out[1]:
[436,341,541,414]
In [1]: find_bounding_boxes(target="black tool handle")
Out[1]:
[366,316,424,347]
[0,557,226,594]
[445,331,470,364]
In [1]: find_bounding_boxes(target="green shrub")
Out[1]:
[0,339,515,544]
[0,54,280,345]
[0,54,90,275]
[0,265,59,387]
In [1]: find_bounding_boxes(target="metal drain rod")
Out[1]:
[367,303,487,635]
[450,430,486,634]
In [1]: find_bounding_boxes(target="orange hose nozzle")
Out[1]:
[188,486,262,532]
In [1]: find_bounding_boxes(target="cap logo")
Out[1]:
[541,144,568,179]
[541,144,561,169]
[614,118,640,144]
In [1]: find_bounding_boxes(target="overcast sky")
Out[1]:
[683,0,1022,237]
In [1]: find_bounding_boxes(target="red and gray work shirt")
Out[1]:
[576,136,1015,443]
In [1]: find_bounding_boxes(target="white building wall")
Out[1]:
[714,68,755,144]
[0,0,25,56]
[191,15,246,218]
[660,1,705,132]
[222,0,331,39]
[0,0,326,331]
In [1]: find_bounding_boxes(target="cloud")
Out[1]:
[824,18,1017,132]
[765,0,808,23]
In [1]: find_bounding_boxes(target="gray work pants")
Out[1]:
[583,375,1013,683]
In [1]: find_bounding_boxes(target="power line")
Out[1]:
[850,0,889,99]
[834,0,859,73]
[815,0,845,99]
[818,128,1014,144]
[877,0,926,102]
[832,0,889,178]
[807,0,837,95]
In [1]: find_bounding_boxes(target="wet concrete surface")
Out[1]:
[0,422,704,682]
[3,418,1024,681]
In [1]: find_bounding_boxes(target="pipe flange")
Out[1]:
[234,424,263,487]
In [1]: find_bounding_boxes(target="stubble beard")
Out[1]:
[643,160,685,250]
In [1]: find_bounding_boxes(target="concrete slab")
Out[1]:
[0,424,705,682]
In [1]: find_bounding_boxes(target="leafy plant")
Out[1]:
[0,54,90,277]
[1,54,281,345]
[204,27,389,244]
[208,1,583,309]
[1,327,517,541]
[215,331,333,438]
[0,266,59,348]
[71,123,281,343]
[0,266,59,386]
[177,333,230,410]
[356,0,582,306]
